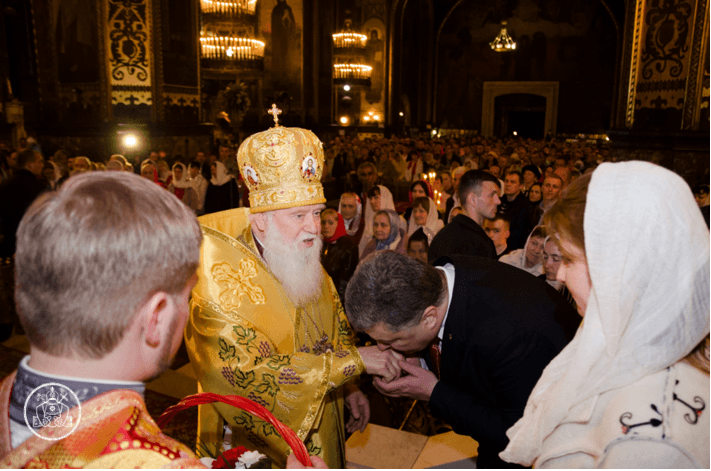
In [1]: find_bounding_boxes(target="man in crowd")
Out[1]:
[186,120,403,468]
[219,143,238,178]
[483,214,511,258]
[339,192,365,247]
[429,170,499,262]
[356,161,378,204]
[533,174,564,224]
[188,160,208,215]
[345,251,578,468]
[443,166,467,223]
[497,171,532,250]
[0,172,205,467]
[0,149,46,260]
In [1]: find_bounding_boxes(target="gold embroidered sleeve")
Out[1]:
[186,308,362,443]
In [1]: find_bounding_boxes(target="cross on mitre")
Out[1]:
[268,104,282,127]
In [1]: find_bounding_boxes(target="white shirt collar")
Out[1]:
[435,263,455,346]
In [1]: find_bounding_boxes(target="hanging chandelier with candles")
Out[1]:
[490,21,516,52]
[199,0,264,71]
[332,19,367,50]
[200,32,264,61]
[200,0,257,16]
[332,18,371,87]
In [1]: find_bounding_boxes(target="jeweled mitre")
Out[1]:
[237,120,326,213]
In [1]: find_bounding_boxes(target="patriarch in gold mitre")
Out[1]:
[185,105,403,468]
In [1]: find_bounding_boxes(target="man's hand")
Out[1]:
[373,360,438,401]
[357,345,404,382]
[344,385,370,434]
[286,453,329,469]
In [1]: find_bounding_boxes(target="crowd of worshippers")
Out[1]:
[1,133,709,338]
[0,125,708,469]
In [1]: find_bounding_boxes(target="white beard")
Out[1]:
[262,216,324,307]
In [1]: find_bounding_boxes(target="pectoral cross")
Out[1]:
[268,104,282,127]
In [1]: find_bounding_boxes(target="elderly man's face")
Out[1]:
[525,236,545,267]
[270,204,325,250]
[340,196,358,220]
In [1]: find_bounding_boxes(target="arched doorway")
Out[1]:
[481,81,558,137]
[494,93,546,138]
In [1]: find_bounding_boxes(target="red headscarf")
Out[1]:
[324,213,348,244]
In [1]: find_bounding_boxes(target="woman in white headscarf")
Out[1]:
[358,185,396,256]
[168,162,198,212]
[406,196,443,244]
[500,161,709,468]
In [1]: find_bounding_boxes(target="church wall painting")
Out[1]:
[632,0,697,131]
[105,0,153,120]
[362,17,386,121]
[260,0,303,120]
[435,0,616,135]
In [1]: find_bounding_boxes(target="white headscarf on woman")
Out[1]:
[359,185,396,255]
[171,162,192,189]
[500,161,710,466]
[210,161,233,186]
[407,196,443,242]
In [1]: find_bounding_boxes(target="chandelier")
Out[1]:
[199,0,264,70]
[332,19,367,50]
[490,22,516,52]
[200,33,265,61]
[332,18,371,87]
[200,0,257,16]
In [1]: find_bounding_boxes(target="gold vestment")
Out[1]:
[186,209,364,468]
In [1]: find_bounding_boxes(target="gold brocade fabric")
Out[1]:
[186,210,364,468]
[0,373,203,469]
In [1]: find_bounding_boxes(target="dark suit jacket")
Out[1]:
[428,256,579,468]
[428,214,496,263]
[0,169,47,258]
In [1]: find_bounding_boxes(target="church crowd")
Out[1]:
[0,126,708,469]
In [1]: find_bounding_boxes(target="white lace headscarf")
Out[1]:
[171,162,192,189]
[407,196,443,240]
[359,185,396,255]
[210,161,233,186]
[501,161,710,466]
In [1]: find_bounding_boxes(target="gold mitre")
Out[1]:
[237,104,326,213]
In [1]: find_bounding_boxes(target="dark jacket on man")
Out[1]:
[428,214,496,263]
[428,255,580,468]
[497,192,533,251]
[0,169,47,258]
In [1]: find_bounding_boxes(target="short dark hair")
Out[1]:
[345,251,446,332]
[488,212,510,230]
[458,169,500,203]
[17,149,40,169]
[407,228,429,251]
[505,170,522,184]
[410,180,430,198]
[367,185,381,198]
[188,160,200,169]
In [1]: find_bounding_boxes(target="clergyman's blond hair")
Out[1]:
[15,171,203,359]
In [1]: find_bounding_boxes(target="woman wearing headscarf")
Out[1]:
[203,161,241,214]
[168,162,198,212]
[320,208,359,301]
[500,161,709,468]
[358,184,397,256]
[402,179,432,222]
[406,196,443,245]
[359,209,406,261]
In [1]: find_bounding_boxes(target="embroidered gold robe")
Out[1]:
[0,372,203,469]
[186,209,365,468]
